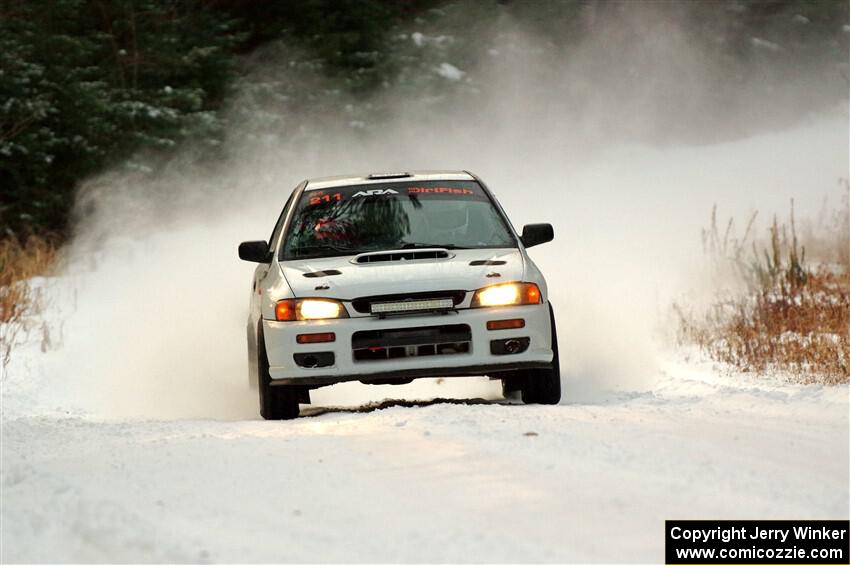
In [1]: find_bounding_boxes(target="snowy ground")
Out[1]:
[2,349,848,563]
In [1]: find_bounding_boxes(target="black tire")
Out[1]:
[500,375,523,399]
[520,303,562,405]
[257,324,300,420]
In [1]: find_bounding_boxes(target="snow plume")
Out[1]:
[21,3,848,418]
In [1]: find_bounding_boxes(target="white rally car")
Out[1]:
[240,171,559,419]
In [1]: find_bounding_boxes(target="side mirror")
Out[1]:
[520,223,554,248]
[239,240,271,263]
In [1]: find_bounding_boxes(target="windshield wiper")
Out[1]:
[399,242,469,250]
[293,243,359,258]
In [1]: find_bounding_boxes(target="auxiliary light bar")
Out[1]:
[370,298,454,315]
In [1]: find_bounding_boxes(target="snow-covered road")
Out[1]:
[3,361,847,563]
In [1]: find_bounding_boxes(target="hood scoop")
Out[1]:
[354,249,451,264]
[469,259,507,266]
[302,269,342,278]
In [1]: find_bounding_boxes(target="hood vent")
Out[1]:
[469,259,507,266]
[354,250,450,264]
[302,269,342,278]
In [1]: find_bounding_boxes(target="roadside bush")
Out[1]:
[0,235,58,369]
[675,191,849,383]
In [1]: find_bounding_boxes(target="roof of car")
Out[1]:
[304,170,476,191]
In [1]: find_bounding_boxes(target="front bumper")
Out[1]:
[263,302,553,385]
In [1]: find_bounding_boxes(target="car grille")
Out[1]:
[351,290,466,314]
[352,324,472,361]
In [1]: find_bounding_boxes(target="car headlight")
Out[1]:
[471,282,541,308]
[275,299,349,321]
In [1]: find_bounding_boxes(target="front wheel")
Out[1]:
[519,303,561,405]
[257,324,300,420]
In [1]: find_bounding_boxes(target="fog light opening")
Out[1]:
[490,337,530,355]
[293,352,335,368]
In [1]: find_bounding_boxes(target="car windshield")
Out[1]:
[281,180,516,260]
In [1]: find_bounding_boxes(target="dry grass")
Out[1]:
[0,235,59,368]
[677,191,849,384]
[802,179,850,268]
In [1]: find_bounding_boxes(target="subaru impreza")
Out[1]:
[239,171,559,419]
